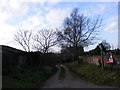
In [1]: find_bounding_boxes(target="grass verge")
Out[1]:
[59,66,65,80]
[3,66,57,88]
[65,61,120,88]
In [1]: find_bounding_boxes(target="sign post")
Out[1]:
[98,44,104,69]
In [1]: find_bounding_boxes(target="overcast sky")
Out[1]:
[0,0,119,52]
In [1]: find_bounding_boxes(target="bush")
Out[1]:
[2,66,56,88]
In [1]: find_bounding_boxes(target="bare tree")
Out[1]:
[102,40,111,50]
[33,29,58,53]
[14,29,33,52]
[58,8,102,60]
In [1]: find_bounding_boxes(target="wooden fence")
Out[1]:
[1,45,58,69]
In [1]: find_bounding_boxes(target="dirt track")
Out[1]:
[42,65,114,88]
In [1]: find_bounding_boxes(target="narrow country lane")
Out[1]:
[42,65,114,88]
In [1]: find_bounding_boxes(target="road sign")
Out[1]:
[106,54,115,64]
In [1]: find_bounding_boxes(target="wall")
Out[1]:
[81,55,120,69]
[82,56,101,66]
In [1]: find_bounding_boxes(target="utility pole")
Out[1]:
[98,44,104,69]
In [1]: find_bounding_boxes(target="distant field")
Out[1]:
[65,61,120,88]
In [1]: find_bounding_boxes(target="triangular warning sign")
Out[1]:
[106,54,114,64]
[108,57,113,63]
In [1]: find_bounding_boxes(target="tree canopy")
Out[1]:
[57,8,102,60]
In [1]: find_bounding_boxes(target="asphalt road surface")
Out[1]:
[42,65,114,88]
